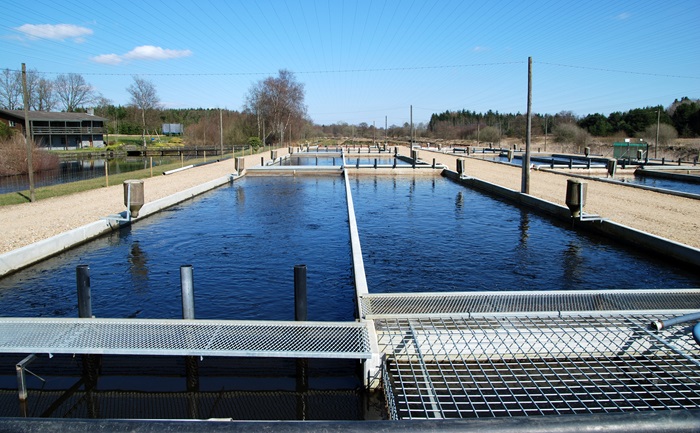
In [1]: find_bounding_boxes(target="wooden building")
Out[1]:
[0,109,107,149]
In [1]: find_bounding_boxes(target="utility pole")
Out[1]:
[385,115,388,144]
[21,63,35,202]
[655,108,660,159]
[410,105,413,148]
[476,115,480,146]
[373,121,376,147]
[544,114,548,152]
[219,109,223,156]
[521,57,532,194]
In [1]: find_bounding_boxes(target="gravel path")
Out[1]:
[429,150,700,250]
[1,149,698,255]
[0,157,238,254]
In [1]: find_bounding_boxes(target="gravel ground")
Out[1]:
[1,149,698,255]
[0,157,238,254]
[430,150,700,250]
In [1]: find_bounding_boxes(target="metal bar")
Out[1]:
[407,321,444,419]
[16,354,37,402]
[180,265,195,320]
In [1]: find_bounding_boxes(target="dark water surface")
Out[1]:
[0,177,354,321]
[350,176,699,293]
[0,156,182,194]
[0,174,698,420]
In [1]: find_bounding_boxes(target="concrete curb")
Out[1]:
[0,175,235,278]
[443,169,700,268]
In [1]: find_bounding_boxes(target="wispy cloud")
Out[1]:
[92,45,193,64]
[616,12,631,20]
[15,24,93,42]
[473,46,489,52]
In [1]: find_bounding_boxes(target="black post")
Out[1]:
[76,265,99,418]
[294,264,309,419]
[294,265,308,321]
[76,265,91,319]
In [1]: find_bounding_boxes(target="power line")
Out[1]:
[537,61,700,80]
[2,61,526,77]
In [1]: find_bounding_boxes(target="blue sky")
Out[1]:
[2,0,699,125]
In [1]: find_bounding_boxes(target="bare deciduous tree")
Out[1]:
[245,69,306,145]
[34,77,57,111]
[0,69,22,110]
[127,76,161,147]
[642,123,678,147]
[55,73,96,111]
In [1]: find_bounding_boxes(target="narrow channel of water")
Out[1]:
[0,156,183,194]
[0,177,354,321]
[350,175,700,293]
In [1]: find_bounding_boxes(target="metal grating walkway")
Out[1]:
[360,289,700,319]
[363,290,700,419]
[376,313,700,419]
[0,318,372,359]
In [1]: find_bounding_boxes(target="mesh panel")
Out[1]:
[376,314,700,419]
[361,290,700,318]
[0,318,371,359]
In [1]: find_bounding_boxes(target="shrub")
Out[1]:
[247,136,262,152]
[553,123,591,147]
[0,135,60,176]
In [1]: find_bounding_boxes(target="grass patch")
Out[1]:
[0,154,234,206]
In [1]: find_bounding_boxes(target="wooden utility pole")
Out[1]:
[655,108,660,158]
[219,109,223,156]
[373,120,376,147]
[410,105,413,148]
[385,115,388,144]
[544,114,548,152]
[521,57,532,194]
[21,63,35,202]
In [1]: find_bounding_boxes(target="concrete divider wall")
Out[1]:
[443,169,700,268]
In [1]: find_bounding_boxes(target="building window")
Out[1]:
[8,121,15,127]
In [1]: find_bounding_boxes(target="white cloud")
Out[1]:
[473,46,489,52]
[15,23,93,42]
[616,12,631,20]
[91,54,123,65]
[124,45,193,60]
[91,45,192,64]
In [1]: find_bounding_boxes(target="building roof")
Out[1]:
[0,109,107,122]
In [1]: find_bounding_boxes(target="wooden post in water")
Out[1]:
[294,265,307,321]
[76,265,99,417]
[294,264,308,420]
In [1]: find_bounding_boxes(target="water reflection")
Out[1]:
[519,210,530,247]
[128,241,149,290]
[455,191,464,212]
[562,241,584,289]
[0,156,180,194]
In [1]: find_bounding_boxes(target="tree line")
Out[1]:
[2,66,698,147]
[0,68,312,148]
